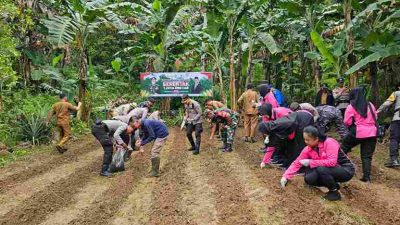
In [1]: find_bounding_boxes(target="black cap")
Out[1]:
[181,94,189,100]
[247,83,254,89]
[59,93,66,99]
[337,78,344,83]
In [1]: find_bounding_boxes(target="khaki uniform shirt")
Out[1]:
[238,89,258,115]
[52,101,76,124]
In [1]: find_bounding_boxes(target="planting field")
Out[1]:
[1,127,400,225]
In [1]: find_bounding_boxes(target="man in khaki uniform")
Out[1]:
[48,93,81,153]
[238,83,258,143]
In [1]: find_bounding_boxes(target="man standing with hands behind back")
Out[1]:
[182,94,203,155]
[47,93,81,153]
[238,83,259,143]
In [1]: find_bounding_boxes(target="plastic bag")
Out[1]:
[109,147,126,172]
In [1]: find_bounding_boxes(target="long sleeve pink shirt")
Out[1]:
[283,138,340,180]
[262,92,279,108]
[343,103,377,139]
[262,107,292,122]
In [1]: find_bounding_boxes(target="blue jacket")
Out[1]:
[141,119,169,146]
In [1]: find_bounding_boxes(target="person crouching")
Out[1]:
[280,126,355,201]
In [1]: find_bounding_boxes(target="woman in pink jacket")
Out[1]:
[341,87,377,182]
[280,126,355,201]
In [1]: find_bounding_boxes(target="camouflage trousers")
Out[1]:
[221,119,238,144]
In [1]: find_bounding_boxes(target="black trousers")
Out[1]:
[186,123,203,150]
[304,166,354,191]
[91,123,129,167]
[389,121,400,160]
[341,135,376,178]
[92,123,113,167]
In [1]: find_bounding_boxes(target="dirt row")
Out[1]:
[232,129,400,225]
[0,136,97,194]
[0,127,399,225]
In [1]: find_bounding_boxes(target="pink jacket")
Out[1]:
[344,103,377,139]
[283,138,340,180]
[262,92,279,108]
[262,107,292,122]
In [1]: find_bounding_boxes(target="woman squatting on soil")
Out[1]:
[280,126,355,201]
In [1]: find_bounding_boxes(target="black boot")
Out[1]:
[100,165,113,177]
[193,143,200,155]
[56,145,65,154]
[150,157,160,177]
[324,190,341,201]
[223,143,233,152]
[188,146,195,151]
[384,158,400,168]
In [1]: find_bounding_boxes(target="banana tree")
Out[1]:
[44,0,127,121]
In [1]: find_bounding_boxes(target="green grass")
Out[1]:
[0,148,31,167]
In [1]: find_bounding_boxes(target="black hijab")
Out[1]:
[258,103,272,117]
[349,87,368,118]
[258,84,270,98]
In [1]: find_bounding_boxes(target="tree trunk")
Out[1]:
[245,40,253,87]
[229,34,236,110]
[308,39,320,90]
[370,61,379,105]
[236,42,243,98]
[263,51,271,83]
[217,67,226,103]
[77,48,90,122]
[345,0,357,88]
[201,7,207,72]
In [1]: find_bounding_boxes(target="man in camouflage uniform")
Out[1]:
[315,105,348,139]
[205,108,239,152]
[332,77,350,117]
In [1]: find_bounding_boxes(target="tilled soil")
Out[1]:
[0,136,97,194]
[0,127,399,225]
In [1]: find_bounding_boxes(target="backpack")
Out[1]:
[273,89,288,107]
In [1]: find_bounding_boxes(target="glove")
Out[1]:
[264,135,270,145]
[260,162,266,168]
[280,177,288,188]
[299,159,310,167]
